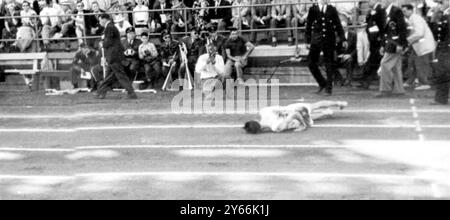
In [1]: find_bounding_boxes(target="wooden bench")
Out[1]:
[0,52,48,91]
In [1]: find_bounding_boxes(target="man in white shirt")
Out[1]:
[402,3,436,90]
[244,101,348,134]
[39,0,63,49]
[133,0,150,36]
[195,43,226,99]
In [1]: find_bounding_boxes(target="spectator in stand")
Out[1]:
[290,0,309,28]
[1,3,21,51]
[402,3,436,91]
[181,27,206,77]
[335,21,357,87]
[170,0,193,36]
[196,43,226,100]
[231,0,251,29]
[206,24,227,60]
[270,0,293,47]
[151,0,172,33]
[39,0,63,50]
[115,16,131,39]
[15,1,37,52]
[109,0,129,25]
[87,0,110,11]
[71,42,103,90]
[139,31,161,89]
[160,30,182,86]
[122,27,141,79]
[192,0,209,30]
[332,0,359,25]
[206,0,232,31]
[250,0,271,45]
[88,1,105,48]
[133,0,150,36]
[224,27,255,84]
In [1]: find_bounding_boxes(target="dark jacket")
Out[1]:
[122,38,143,59]
[181,36,206,58]
[152,1,173,24]
[382,5,408,53]
[102,21,125,64]
[73,9,97,34]
[337,31,357,58]
[366,3,386,52]
[431,12,450,50]
[306,4,346,47]
[161,40,181,61]
[206,0,232,24]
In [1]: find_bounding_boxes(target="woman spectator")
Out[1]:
[16,1,37,52]
[1,3,21,51]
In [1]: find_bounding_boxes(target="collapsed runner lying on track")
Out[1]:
[244,101,348,134]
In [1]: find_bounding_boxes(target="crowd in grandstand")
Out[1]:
[0,0,365,52]
[0,0,449,104]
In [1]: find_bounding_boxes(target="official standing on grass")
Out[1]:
[305,0,346,96]
[96,13,137,100]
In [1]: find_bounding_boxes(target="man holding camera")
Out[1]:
[139,32,162,90]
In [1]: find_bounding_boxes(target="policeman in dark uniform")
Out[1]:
[358,1,386,89]
[430,1,450,105]
[306,0,346,96]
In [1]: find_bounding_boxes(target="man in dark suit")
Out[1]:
[206,0,232,31]
[96,14,137,99]
[151,0,172,32]
[336,21,357,87]
[121,27,142,80]
[181,28,206,77]
[306,0,347,95]
[358,0,386,89]
[376,0,408,97]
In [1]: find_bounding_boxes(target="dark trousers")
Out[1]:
[124,58,140,79]
[97,63,135,95]
[335,55,355,84]
[432,48,450,104]
[308,43,337,92]
[71,64,103,90]
[360,48,382,83]
[144,60,162,83]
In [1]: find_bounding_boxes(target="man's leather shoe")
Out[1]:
[315,87,325,94]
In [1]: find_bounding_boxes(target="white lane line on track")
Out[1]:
[1,109,450,119]
[1,124,450,133]
[0,148,73,152]
[410,99,426,142]
[3,141,450,152]
[0,172,426,181]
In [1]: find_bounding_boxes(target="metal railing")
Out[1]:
[0,0,368,52]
